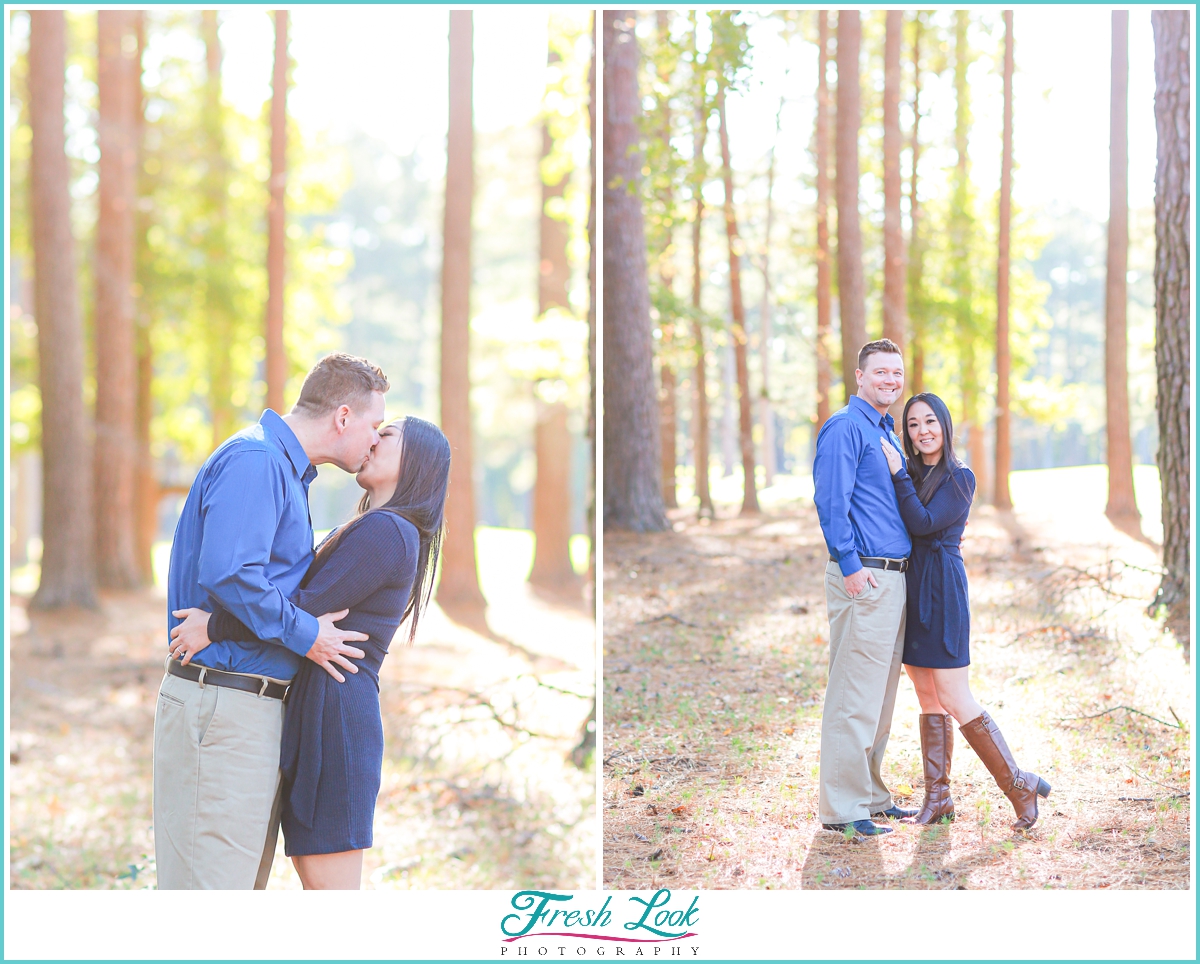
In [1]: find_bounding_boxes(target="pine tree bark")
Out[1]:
[691,91,714,517]
[603,11,667,533]
[1105,10,1140,525]
[908,13,926,395]
[882,10,906,356]
[530,399,576,591]
[94,10,141,589]
[266,10,288,415]
[835,10,867,401]
[29,10,97,609]
[1151,10,1190,646]
[717,88,759,516]
[815,10,833,434]
[439,10,486,612]
[994,10,1014,512]
[133,12,156,584]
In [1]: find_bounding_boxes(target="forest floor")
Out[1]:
[9,529,596,890]
[602,466,1192,890]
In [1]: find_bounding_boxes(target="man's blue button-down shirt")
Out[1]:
[166,409,321,679]
[813,394,912,577]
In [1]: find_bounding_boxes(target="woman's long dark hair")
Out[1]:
[315,415,450,643]
[900,393,969,506]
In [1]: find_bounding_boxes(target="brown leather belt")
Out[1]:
[166,657,291,701]
[830,554,909,573]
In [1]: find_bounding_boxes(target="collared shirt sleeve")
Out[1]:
[813,419,863,577]
[195,450,320,658]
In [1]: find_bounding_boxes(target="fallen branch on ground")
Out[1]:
[1057,706,1184,729]
[1124,766,1189,794]
[637,613,704,629]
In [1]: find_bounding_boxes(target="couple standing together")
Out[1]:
[814,338,1052,837]
[153,353,451,889]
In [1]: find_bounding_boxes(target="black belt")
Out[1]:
[830,554,909,573]
[166,658,291,701]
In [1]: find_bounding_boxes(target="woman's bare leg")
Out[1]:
[929,667,985,725]
[904,665,949,714]
[291,850,363,890]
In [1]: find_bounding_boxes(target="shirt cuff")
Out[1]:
[281,610,321,658]
[837,549,863,577]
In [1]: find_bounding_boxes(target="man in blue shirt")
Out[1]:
[153,353,387,889]
[812,338,916,836]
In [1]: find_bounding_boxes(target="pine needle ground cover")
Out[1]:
[9,529,595,890]
[602,467,1191,890]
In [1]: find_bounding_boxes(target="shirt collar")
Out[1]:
[849,394,895,432]
[259,409,318,485]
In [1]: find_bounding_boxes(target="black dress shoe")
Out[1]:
[822,819,892,836]
[872,804,919,820]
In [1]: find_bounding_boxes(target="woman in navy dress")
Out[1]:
[170,415,450,887]
[879,393,1051,830]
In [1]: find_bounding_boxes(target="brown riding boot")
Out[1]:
[959,710,1051,830]
[903,714,955,825]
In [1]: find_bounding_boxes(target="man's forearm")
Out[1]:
[199,575,319,657]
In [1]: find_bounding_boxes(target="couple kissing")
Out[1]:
[154,353,451,889]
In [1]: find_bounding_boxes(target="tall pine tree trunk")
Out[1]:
[94,10,141,589]
[530,399,576,591]
[1105,10,1139,524]
[29,10,97,609]
[133,11,156,583]
[1151,10,1190,651]
[758,95,783,485]
[908,13,926,395]
[539,72,571,315]
[994,9,1014,511]
[881,10,906,356]
[952,11,988,500]
[266,10,288,415]
[602,11,667,532]
[815,10,833,434]
[201,11,235,452]
[835,9,867,401]
[691,90,714,517]
[439,10,486,612]
[655,13,678,510]
[717,87,759,516]
[531,39,577,593]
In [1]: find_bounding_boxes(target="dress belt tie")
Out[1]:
[917,539,961,632]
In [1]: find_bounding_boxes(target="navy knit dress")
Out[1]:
[891,461,976,669]
[209,510,418,856]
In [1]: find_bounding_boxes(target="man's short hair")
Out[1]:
[291,352,389,417]
[857,338,904,372]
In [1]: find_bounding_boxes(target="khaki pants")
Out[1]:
[152,664,287,889]
[818,561,906,825]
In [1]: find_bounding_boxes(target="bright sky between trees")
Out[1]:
[220,7,552,168]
